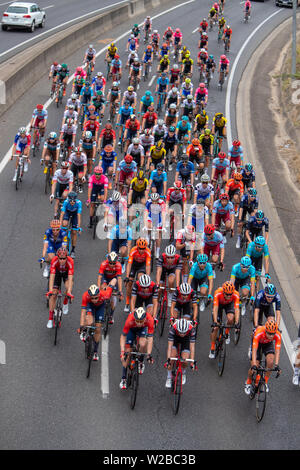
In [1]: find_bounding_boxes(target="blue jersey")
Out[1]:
[213,200,234,216]
[109,225,133,241]
[143,51,153,62]
[141,95,154,106]
[240,194,258,211]
[118,160,137,173]
[62,199,82,214]
[189,261,214,280]
[146,199,164,225]
[255,290,281,311]
[241,168,256,186]
[157,77,169,92]
[231,262,256,280]
[176,161,195,177]
[228,145,243,160]
[150,169,167,185]
[246,216,269,234]
[246,241,269,259]
[202,230,224,248]
[212,157,230,171]
[119,105,133,118]
[111,58,122,68]
[100,150,117,164]
[32,109,48,120]
[177,120,191,132]
[80,86,93,97]
[43,228,67,252]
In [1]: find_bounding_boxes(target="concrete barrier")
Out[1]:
[0,0,174,117]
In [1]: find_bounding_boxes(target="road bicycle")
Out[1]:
[42,159,53,195]
[109,101,119,124]
[157,285,176,337]
[124,343,148,410]
[48,292,72,346]
[80,324,97,378]
[218,70,225,91]
[14,154,27,191]
[31,127,40,157]
[244,9,250,23]
[156,91,167,116]
[143,61,151,81]
[224,36,230,53]
[89,199,103,240]
[55,82,64,107]
[249,363,281,422]
[147,226,162,273]
[165,350,196,415]
[211,322,239,376]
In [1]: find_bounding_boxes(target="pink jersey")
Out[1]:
[195,87,208,98]
[74,70,87,80]
[88,174,108,188]
[219,58,230,67]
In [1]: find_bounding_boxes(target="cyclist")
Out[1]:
[62,103,78,127]
[181,52,193,78]
[218,54,230,86]
[175,154,194,200]
[164,126,178,171]
[175,225,196,282]
[115,154,137,193]
[170,283,198,326]
[127,33,139,53]
[210,281,240,357]
[222,24,232,51]
[188,253,214,310]
[197,48,208,75]
[124,114,140,153]
[66,93,81,113]
[11,127,31,181]
[97,252,123,319]
[49,61,61,94]
[199,18,208,33]
[230,256,256,316]
[241,162,256,189]
[187,200,209,252]
[120,307,154,389]
[69,146,87,193]
[57,63,69,96]
[142,45,154,77]
[211,193,235,241]
[141,106,158,132]
[80,281,116,361]
[124,239,152,313]
[79,81,94,110]
[225,171,244,215]
[149,140,166,171]
[181,78,193,103]
[139,90,155,116]
[147,163,168,197]
[153,119,167,144]
[206,54,216,80]
[106,82,121,119]
[166,180,187,222]
[199,31,208,50]
[182,95,196,122]
[41,131,60,174]
[228,139,243,171]
[91,71,106,94]
[253,284,281,329]
[165,318,196,388]
[128,169,149,205]
[151,29,160,53]
[244,318,281,395]
[176,115,192,142]
[212,112,227,151]
[194,173,214,213]
[86,166,108,228]
[173,28,182,58]
[91,91,106,119]
[246,235,270,282]
[156,245,182,306]
[60,191,82,258]
[166,86,180,108]
[186,138,204,178]
[104,191,127,230]
[105,42,118,68]
[83,44,96,71]
[163,25,173,46]
[111,54,122,81]
[201,224,225,273]
[139,128,154,158]
[47,247,74,328]
[244,0,251,18]
[132,23,140,42]
[99,144,117,188]
[208,6,217,27]
[194,110,209,137]
[83,115,100,142]
[107,219,133,272]
[59,118,77,158]
[131,274,158,318]
[157,54,170,74]
[40,219,67,278]
[127,137,145,170]
[245,210,269,244]
[79,130,96,177]
[155,72,169,110]
[98,121,116,152]
[30,104,48,149]
[292,323,300,385]
[218,15,226,35]
[236,187,259,248]
[144,192,166,259]
[50,161,74,217]
[129,58,142,90]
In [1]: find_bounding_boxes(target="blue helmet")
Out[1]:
[68,191,77,201]
[245,163,253,171]
[209,54,214,59]
[240,256,251,268]
[197,254,208,264]
[248,188,257,197]
[256,210,264,220]
[255,236,265,247]
[265,284,276,296]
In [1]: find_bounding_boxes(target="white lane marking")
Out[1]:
[192,27,198,34]
[0,0,129,59]
[0,2,10,6]
[0,0,196,394]
[225,7,296,368]
[148,75,156,87]
[44,5,55,9]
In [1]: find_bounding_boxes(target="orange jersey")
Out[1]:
[128,246,151,266]
[252,326,282,351]
[225,178,244,196]
[213,287,240,308]
[187,144,203,157]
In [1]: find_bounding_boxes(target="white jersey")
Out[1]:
[188,204,209,233]
[66,98,81,111]
[123,90,137,104]
[69,152,87,167]
[139,134,154,148]
[61,124,77,136]
[86,48,96,57]
[127,143,145,156]
[195,182,214,198]
[167,90,180,101]
[182,98,196,110]
[63,110,78,122]
[53,169,74,185]
[50,64,61,74]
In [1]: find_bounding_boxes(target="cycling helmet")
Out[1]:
[256,210,264,220]
[137,170,144,180]
[88,285,100,297]
[255,235,265,246]
[201,173,210,183]
[128,86,134,92]
[174,180,182,189]
[218,152,226,159]
[233,172,243,180]
[68,104,75,110]
[148,106,154,112]
[182,115,188,121]
[175,318,190,335]
[130,114,136,120]
[144,128,151,135]
[204,224,215,235]
[139,274,151,288]
[197,253,208,264]
[61,63,67,69]
[107,252,118,263]
[57,247,68,258]
[50,219,61,229]
[94,166,103,175]
[104,144,113,152]
[145,90,151,96]
[169,126,175,132]
[53,61,58,66]
[124,154,133,164]
[150,192,160,201]
[265,318,278,334]
[173,64,179,69]
[232,139,240,147]
[133,137,140,145]
[181,154,189,162]
[240,256,251,268]
[245,163,253,171]
[19,127,26,134]
[220,193,229,201]
[185,78,191,84]
[248,188,257,197]
[156,140,163,149]
[204,128,211,135]
[71,93,78,100]
[192,138,200,146]
[68,191,77,201]
[171,87,178,93]
[137,238,148,249]
[209,54,214,59]
[157,119,164,126]
[199,83,205,88]
[61,161,70,169]
[220,55,226,61]
[49,132,57,139]
[265,284,276,296]
[134,307,146,321]
[222,281,234,295]
[111,191,121,202]
[170,103,177,109]
[157,163,164,170]
[165,245,176,257]
[179,283,192,295]
[36,104,43,110]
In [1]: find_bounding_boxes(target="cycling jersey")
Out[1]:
[231,263,256,281]
[88,174,108,188]
[246,241,269,259]
[100,150,117,164]
[241,168,256,187]
[228,145,243,162]
[176,120,191,133]
[252,326,281,350]
[79,138,96,152]
[176,161,195,177]
[166,187,186,203]
[145,199,165,226]
[32,108,48,121]
[213,287,240,308]
[239,194,258,212]
[213,116,227,127]
[50,256,74,275]
[14,133,31,151]
[128,246,151,265]
[225,179,244,195]
[255,290,281,311]
[44,139,60,152]
[213,200,234,216]
[202,230,224,248]
[150,146,166,160]
[157,253,182,271]
[157,77,169,92]
[132,280,158,299]
[99,259,122,280]
[195,182,214,200]
[52,169,74,185]
[109,225,133,242]
[246,216,269,236]
[122,312,154,336]
[172,286,197,305]
[149,169,167,187]
[69,152,87,168]
[62,199,82,214]
[130,177,148,192]
[61,124,77,136]
[118,159,137,173]
[43,228,67,253]
[189,261,214,281]
[189,204,209,232]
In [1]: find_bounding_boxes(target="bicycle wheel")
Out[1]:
[217,337,226,376]
[150,240,155,273]
[53,308,61,346]
[15,165,21,191]
[234,317,241,345]
[158,298,167,337]
[103,302,111,339]
[256,381,267,422]
[172,368,182,415]
[86,335,94,378]
[92,212,98,240]
[44,167,50,194]
[130,362,139,409]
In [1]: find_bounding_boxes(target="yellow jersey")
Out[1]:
[213,116,227,128]
[150,146,166,160]
[130,177,149,192]
[107,46,117,57]
[195,114,208,126]
[199,134,214,145]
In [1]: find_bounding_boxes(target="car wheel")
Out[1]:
[29,21,35,32]
[1,25,8,31]
[39,16,45,28]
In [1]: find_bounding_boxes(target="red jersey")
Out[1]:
[125,119,140,131]
[50,256,74,275]
[122,312,155,336]
[187,144,203,157]
[98,260,122,279]
[81,287,113,308]
[166,187,186,203]
[84,120,100,133]
[143,111,158,125]
[128,246,151,265]
[225,178,244,196]
[132,280,158,299]
[100,128,116,140]
[252,326,281,350]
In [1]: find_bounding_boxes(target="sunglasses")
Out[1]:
[58,257,67,260]
[90,296,99,300]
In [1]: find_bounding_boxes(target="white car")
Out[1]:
[1,2,45,32]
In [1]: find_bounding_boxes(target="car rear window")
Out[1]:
[6,6,28,13]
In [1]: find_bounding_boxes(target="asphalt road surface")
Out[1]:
[0,0,299,450]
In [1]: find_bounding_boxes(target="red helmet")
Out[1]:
[57,247,68,258]
[94,166,103,175]
[124,154,133,164]
[37,104,43,110]
[218,152,226,159]
[114,54,120,59]
[220,193,229,201]
[204,224,215,235]
[174,181,182,189]
[53,61,58,66]
[221,54,227,61]
[232,139,240,147]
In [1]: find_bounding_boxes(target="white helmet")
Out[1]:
[175,318,190,334]
[165,245,176,257]
[134,307,146,321]
[179,282,192,295]
[112,191,121,202]
[139,274,151,288]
